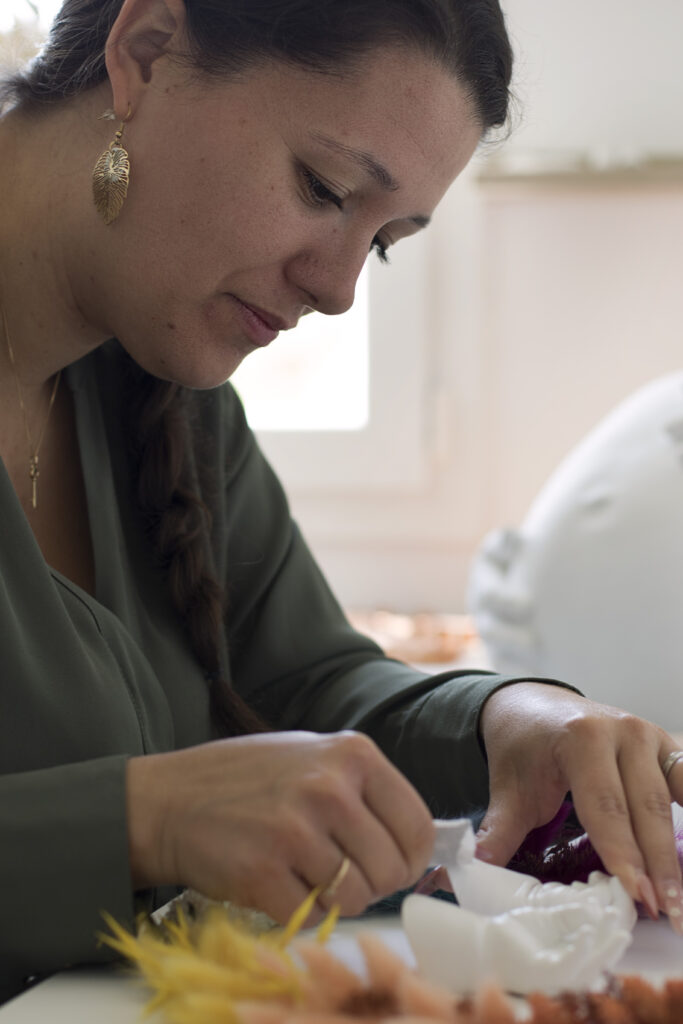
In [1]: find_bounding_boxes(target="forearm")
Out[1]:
[0,756,136,1003]
[366,671,583,816]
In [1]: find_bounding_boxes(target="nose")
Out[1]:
[287,237,369,316]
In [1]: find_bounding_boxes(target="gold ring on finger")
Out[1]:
[661,750,683,782]
[321,855,351,900]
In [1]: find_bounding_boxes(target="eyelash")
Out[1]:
[300,166,390,265]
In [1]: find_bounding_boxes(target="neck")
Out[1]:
[0,290,65,499]
[0,85,116,402]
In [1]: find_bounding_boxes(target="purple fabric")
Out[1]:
[506,801,605,884]
[416,808,683,909]
[508,805,683,919]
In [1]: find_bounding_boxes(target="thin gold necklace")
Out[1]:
[2,306,62,511]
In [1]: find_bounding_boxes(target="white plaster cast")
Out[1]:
[446,850,635,922]
[403,892,634,996]
[403,819,636,995]
[467,373,683,728]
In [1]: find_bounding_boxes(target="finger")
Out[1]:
[280,823,375,919]
[620,739,682,924]
[555,728,648,905]
[663,750,683,798]
[311,763,423,904]
[325,732,434,884]
[331,802,412,904]
[312,847,375,919]
[254,849,373,928]
[256,863,323,927]
[295,739,420,905]
[360,744,435,882]
[474,761,551,866]
[475,799,532,867]
[414,866,451,895]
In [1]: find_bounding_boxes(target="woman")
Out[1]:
[0,0,681,1003]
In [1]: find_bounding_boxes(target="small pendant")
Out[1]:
[29,455,39,510]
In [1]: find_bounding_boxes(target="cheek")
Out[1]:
[122,121,312,293]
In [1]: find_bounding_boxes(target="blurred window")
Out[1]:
[232,270,369,432]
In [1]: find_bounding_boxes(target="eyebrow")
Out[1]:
[308,130,431,230]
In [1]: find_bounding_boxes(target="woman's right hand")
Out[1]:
[126,730,435,924]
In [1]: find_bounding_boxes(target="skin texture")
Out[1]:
[127,731,436,924]
[0,0,480,404]
[477,683,683,929]
[1,0,682,927]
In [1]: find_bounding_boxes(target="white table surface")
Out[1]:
[2,913,683,1023]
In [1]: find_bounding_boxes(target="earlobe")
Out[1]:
[104,0,188,116]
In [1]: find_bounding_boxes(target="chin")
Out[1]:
[181,354,247,390]
[122,337,247,390]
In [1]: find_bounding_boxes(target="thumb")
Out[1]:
[474,792,534,867]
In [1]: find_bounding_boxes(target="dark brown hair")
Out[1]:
[3,0,513,736]
[125,369,266,736]
[4,0,512,130]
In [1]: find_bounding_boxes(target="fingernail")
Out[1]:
[661,881,683,935]
[635,872,659,921]
[617,865,641,903]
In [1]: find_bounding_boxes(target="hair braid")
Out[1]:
[129,369,267,736]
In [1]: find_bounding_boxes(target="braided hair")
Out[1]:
[125,369,267,735]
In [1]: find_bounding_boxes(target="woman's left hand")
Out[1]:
[475,682,683,929]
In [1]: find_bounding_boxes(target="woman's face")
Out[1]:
[83,46,482,387]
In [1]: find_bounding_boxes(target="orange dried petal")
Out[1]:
[472,983,516,1024]
[382,1017,448,1023]
[294,941,365,1010]
[619,975,667,1024]
[356,932,411,991]
[236,1003,289,1024]
[281,1013,375,1023]
[663,978,683,1024]
[526,991,575,1024]
[396,969,458,1020]
[453,995,477,1023]
[338,989,398,1017]
[583,992,636,1024]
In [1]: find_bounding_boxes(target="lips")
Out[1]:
[233,297,293,332]
[243,302,290,332]
[227,295,290,348]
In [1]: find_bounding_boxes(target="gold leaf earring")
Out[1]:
[92,105,132,225]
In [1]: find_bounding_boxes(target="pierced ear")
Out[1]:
[105,0,187,115]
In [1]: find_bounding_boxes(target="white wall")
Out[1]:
[269,2,683,612]
[502,0,683,158]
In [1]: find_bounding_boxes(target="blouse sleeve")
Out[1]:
[203,385,577,816]
[0,756,135,1002]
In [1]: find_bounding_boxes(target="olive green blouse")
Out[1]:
[0,341,554,1002]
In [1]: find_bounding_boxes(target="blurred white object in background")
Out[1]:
[468,373,683,729]
[0,0,61,32]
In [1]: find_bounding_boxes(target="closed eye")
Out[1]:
[300,165,390,264]
[371,236,390,264]
[300,165,344,210]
